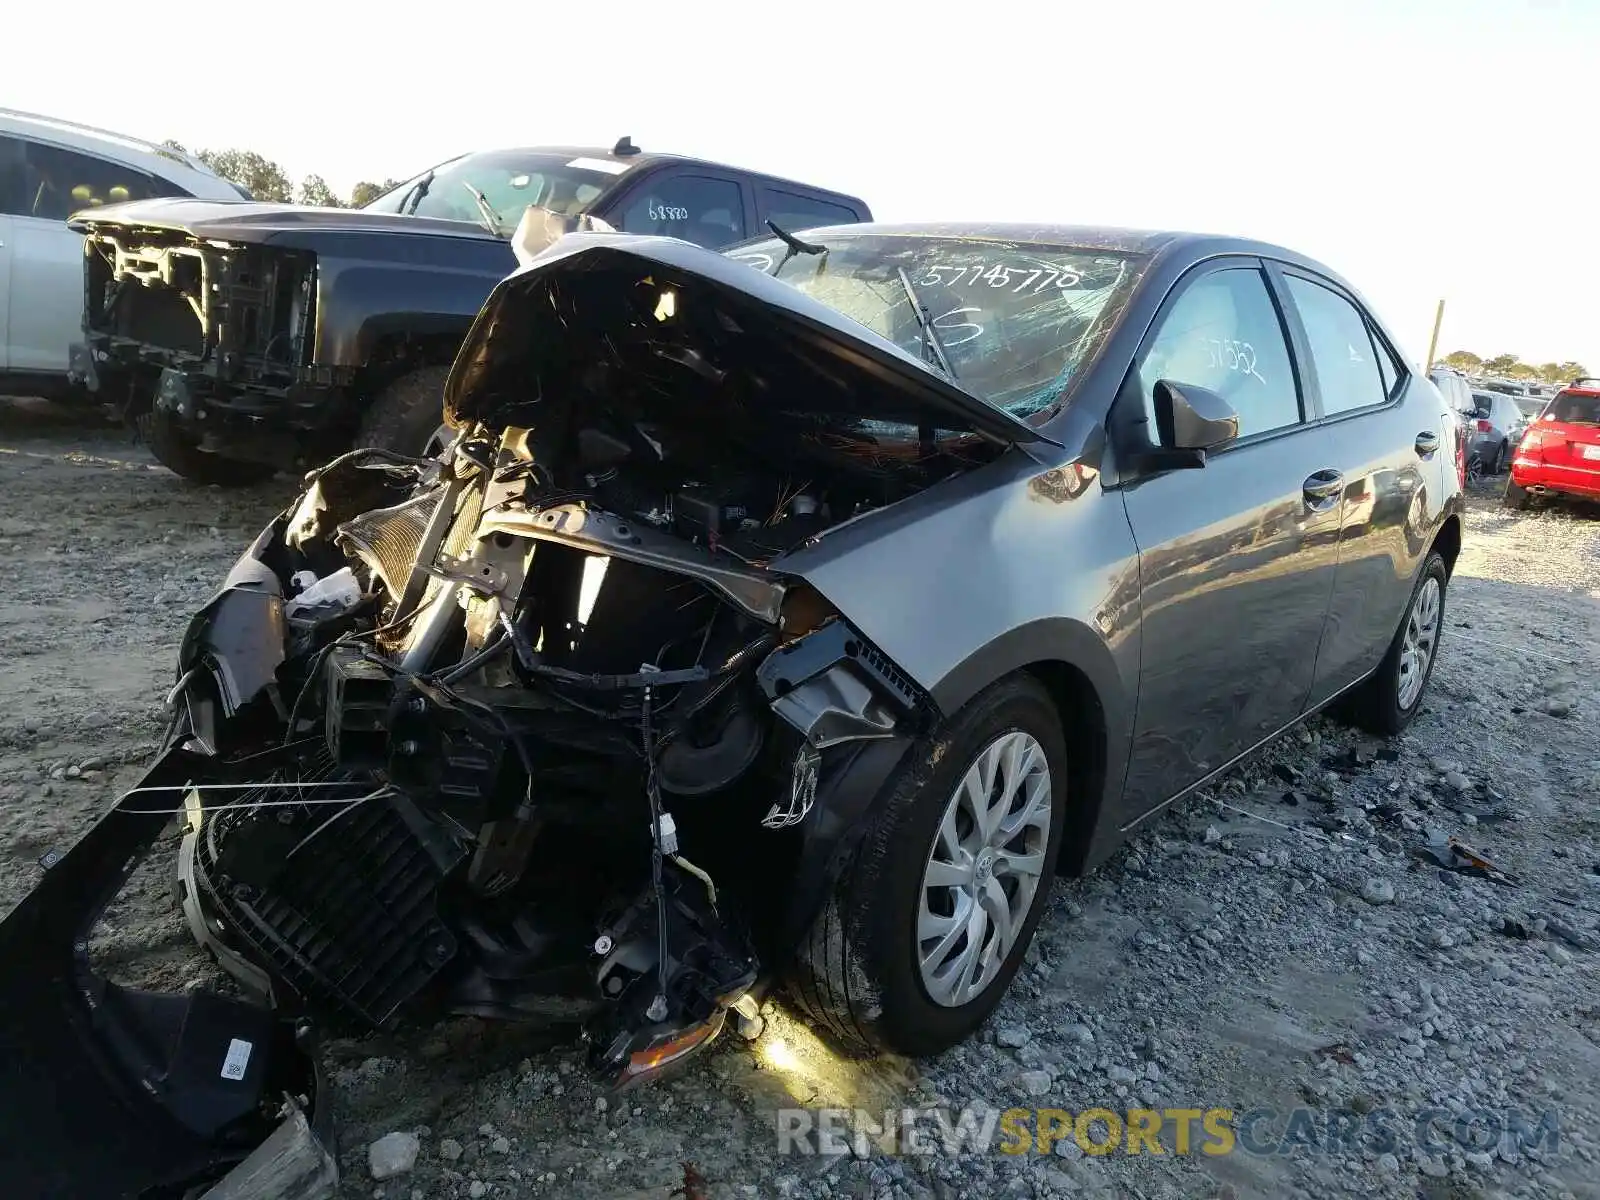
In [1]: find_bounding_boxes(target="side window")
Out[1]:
[614,174,745,249]
[21,140,179,221]
[1138,267,1301,440]
[1284,275,1388,416]
[1372,328,1402,399]
[759,187,859,233]
[0,135,27,216]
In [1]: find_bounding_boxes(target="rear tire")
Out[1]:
[356,366,454,457]
[1343,551,1447,737]
[140,408,276,486]
[1503,478,1531,510]
[786,675,1067,1057]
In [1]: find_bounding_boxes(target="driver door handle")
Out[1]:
[1415,431,1440,456]
[1303,469,1344,507]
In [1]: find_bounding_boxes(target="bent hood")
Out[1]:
[68,197,501,244]
[442,233,1057,447]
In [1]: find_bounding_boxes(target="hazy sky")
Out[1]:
[12,0,1597,370]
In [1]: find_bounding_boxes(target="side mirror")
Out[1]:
[1153,379,1240,452]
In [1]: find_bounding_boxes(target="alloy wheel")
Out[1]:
[916,730,1053,1008]
[1396,576,1441,711]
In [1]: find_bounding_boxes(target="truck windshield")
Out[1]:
[727,232,1146,417]
[363,151,630,232]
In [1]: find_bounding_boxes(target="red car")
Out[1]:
[1504,379,1600,508]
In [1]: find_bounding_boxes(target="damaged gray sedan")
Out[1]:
[0,221,1464,1196]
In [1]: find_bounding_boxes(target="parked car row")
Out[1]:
[3,108,872,481]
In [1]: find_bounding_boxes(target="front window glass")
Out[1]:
[728,233,1145,417]
[1138,268,1301,438]
[614,175,745,248]
[363,151,623,233]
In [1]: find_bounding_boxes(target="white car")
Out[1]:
[0,108,244,397]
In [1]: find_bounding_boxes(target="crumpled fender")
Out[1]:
[0,746,335,1198]
[179,520,288,715]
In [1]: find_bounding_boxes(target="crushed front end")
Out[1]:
[167,421,933,1088]
[69,216,342,467]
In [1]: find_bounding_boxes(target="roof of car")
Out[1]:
[457,144,868,205]
[760,222,1352,274]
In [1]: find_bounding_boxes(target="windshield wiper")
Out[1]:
[461,181,503,236]
[895,266,956,381]
[766,219,827,274]
[400,169,435,215]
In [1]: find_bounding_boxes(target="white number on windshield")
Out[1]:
[917,262,1085,293]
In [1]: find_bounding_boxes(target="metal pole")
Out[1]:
[1423,299,1445,373]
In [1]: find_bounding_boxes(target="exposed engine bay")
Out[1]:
[0,234,1061,1195]
[172,387,951,1086]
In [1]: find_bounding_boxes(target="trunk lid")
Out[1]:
[443,232,1059,448]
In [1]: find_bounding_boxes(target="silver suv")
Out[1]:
[1466,390,1524,474]
[0,108,243,397]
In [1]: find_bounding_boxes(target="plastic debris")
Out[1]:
[1414,831,1518,886]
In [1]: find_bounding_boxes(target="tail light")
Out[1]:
[1519,427,1547,455]
[1454,425,1467,486]
[1476,419,1493,433]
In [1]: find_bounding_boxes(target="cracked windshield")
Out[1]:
[730,234,1144,418]
[361,150,620,233]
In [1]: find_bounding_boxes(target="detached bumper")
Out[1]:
[0,746,335,1199]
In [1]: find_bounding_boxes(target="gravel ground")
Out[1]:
[1,397,1597,1200]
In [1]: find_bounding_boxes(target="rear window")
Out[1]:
[1546,391,1600,424]
[759,187,861,232]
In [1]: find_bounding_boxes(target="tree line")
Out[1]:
[161,142,401,209]
[1438,351,1588,384]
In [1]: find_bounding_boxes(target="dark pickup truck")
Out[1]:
[67,139,871,483]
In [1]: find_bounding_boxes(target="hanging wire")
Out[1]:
[110,780,391,818]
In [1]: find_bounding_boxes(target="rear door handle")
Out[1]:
[1303,469,1344,507]
[1415,431,1440,456]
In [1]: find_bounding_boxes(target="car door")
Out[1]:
[7,138,173,374]
[1117,260,1343,819]
[1274,267,1427,708]
[0,135,27,370]
[600,169,751,249]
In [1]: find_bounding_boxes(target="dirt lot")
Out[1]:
[1,398,1597,1200]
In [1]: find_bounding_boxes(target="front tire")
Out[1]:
[1493,440,1509,474]
[1344,551,1447,737]
[356,365,454,457]
[140,408,276,486]
[787,675,1067,1057]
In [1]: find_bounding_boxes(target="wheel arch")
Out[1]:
[929,617,1131,880]
[1431,512,1462,578]
[357,330,465,403]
